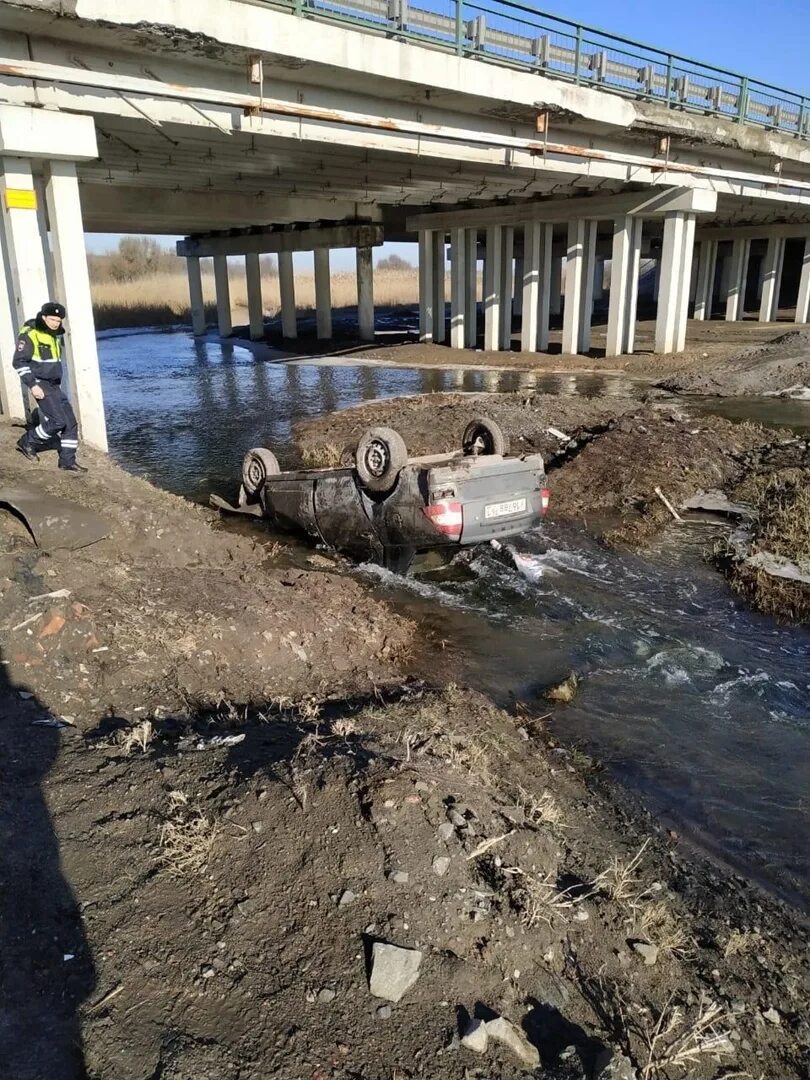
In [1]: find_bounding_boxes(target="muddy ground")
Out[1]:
[1,414,809,1079]
[659,330,810,397]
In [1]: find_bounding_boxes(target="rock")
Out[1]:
[338,889,356,907]
[449,809,467,828]
[39,610,66,639]
[369,942,423,1002]
[762,1006,781,1025]
[573,907,590,921]
[594,1048,638,1080]
[557,1045,588,1079]
[388,870,409,885]
[317,988,336,1003]
[485,1016,540,1069]
[433,855,451,877]
[438,822,455,842]
[631,941,659,966]
[376,1005,392,1019]
[543,672,579,703]
[460,1018,488,1054]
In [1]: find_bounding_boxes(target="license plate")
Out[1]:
[485,497,527,520]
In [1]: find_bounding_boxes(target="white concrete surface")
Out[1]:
[450,227,466,350]
[796,238,810,324]
[245,252,264,340]
[483,225,502,352]
[605,214,642,357]
[562,219,596,355]
[186,255,206,336]
[278,251,297,339]
[655,211,696,353]
[314,248,332,339]
[498,226,514,351]
[432,232,446,345]
[693,239,718,321]
[356,245,374,341]
[724,237,751,321]
[213,254,232,338]
[759,235,786,322]
[464,228,477,348]
[418,230,434,343]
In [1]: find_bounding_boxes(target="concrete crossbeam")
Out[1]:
[0,104,98,162]
[356,246,375,341]
[278,251,298,339]
[245,252,265,340]
[759,235,786,322]
[796,238,810,324]
[697,223,810,241]
[724,237,751,322]
[186,255,206,336]
[314,248,333,339]
[605,214,642,357]
[178,224,384,258]
[213,255,232,337]
[693,239,718,321]
[562,219,597,355]
[44,160,108,451]
[655,211,696,353]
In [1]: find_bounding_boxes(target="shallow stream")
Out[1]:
[99,330,810,905]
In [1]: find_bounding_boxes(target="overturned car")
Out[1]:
[230,417,549,572]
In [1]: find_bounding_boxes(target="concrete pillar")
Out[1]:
[513,255,524,316]
[725,237,751,322]
[186,255,206,336]
[652,259,661,301]
[549,254,562,317]
[655,211,696,354]
[484,225,502,351]
[0,242,24,420]
[464,228,477,347]
[796,237,810,324]
[213,255,232,337]
[606,215,642,357]
[759,235,786,323]
[356,246,374,342]
[245,252,264,341]
[521,221,553,352]
[449,227,466,349]
[278,251,297,339]
[562,218,597,355]
[418,230,434,343]
[314,247,332,339]
[498,226,514,351]
[42,160,107,450]
[431,232,446,344]
[693,239,718,321]
[0,159,49,326]
[593,257,605,301]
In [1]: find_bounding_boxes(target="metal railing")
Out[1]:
[261,0,809,139]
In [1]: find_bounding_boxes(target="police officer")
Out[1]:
[13,301,87,473]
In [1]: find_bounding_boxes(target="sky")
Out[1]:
[84,0,810,268]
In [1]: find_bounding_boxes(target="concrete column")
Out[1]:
[483,225,502,351]
[186,255,206,336]
[655,211,696,354]
[449,227,466,349]
[549,254,562,317]
[278,251,297,339]
[0,241,24,420]
[725,237,751,322]
[652,259,661,301]
[356,246,374,342]
[593,257,605,301]
[513,255,524,316]
[562,218,597,355]
[759,235,786,323]
[245,252,264,340]
[213,255,232,337]
[499,226,514,351]
[42,161,107,450]
[431,232,446,344]
[521,221,553,352]
[796,237,810,324]
[418,230,434,343]
[0,159,49,325]
[693,239,718,321]
[464,228,477,347]
[606,215,642,357]
[314,247,332,339]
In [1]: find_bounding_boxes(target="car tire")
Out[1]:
[462,416,509,457]
[355,426,408,493]
[242,447,281,497]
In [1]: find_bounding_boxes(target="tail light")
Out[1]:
[541,488,550,515]
[423,500,463,538]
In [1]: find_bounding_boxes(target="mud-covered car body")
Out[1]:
[240,419,549,570]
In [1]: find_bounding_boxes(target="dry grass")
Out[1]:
[157,791,218,876]
[504,866,591,928]
[515,785,565,829]
[596,839,651,903]
[724,929,762,958]
[639,995,735,1079]
[91,266,420,330]
[121,719,154,754]
[634,900,692,961]
[300,443,348,469]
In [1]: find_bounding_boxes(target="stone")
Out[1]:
[438,822,455,842]
[485,1016,540,1069]
[762,1007,781,1025]
[433,855,451,877]
[388,870,409,885]
[449,810,467,828]
[338,889,356,907]
[369,942,423,1002]
[460,1018,488,1054]
[594,1048,638,1080]
[376,1005,392,1019]
[543,672,579,703]
[573,907,590,921]
[317,988,336,1003]
[631,941,659,966]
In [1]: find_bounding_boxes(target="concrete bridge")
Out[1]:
[0,0,809,451]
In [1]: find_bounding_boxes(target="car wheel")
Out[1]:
[242,447,280,497]
[355,427,408,493]
[462,416,509,456]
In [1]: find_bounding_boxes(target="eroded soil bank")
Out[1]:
[1,417,808,1079]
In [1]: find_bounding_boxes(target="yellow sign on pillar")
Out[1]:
[4,188,38,210]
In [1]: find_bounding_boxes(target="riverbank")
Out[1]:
[2,416,808,1078]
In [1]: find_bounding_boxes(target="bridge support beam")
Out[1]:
[606,215,642,357]
[499,226,514,351]
[278,252,297,339]
[796,238,810,324]
[449,227,466,350]
[245,252,264,340]
[356,246,374,342]
[213,255,232,337]
[724,237,751,321]
[759,235,785,323]
[314,248,332,339]
[521,221,552,352]
[186,256,206,336]
[418,230,434,343]
[655,211,696,353]
[693,239,718,321]
[431,233,446,344]
[464,228,478,347]
[484,226,503,351]
[549,255,563,318]
[562,219,597,356]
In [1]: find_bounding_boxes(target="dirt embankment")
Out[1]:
[659,330,810,397]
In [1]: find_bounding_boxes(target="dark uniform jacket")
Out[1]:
[12,318,65,392]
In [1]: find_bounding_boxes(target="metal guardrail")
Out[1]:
[262,0,809,139]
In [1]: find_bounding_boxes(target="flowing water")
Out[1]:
[99,330,810,905]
